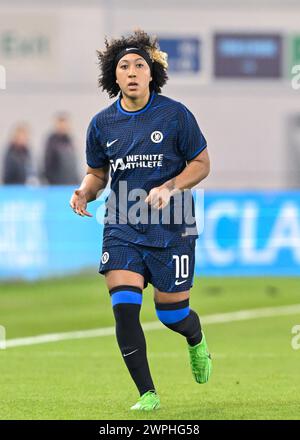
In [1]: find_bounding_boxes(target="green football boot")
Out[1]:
[130,390,160,411]
[188,332,212,384]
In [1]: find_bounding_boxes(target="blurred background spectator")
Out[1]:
[43,113,80,185]
[2,124,35,185]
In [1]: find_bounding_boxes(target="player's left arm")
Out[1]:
[168,147,210,191]
[145,148,210,210]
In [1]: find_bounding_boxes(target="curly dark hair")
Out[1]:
[97,29,168,98]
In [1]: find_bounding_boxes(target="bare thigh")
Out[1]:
[105,269,144,291]
[154,287,190,303]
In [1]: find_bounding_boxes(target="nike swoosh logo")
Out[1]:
[175,280,188,286]
[123,349,139,357]
[106,139,118,148]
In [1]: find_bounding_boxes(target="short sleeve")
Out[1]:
[86,117,109,168]
[177,105,207,161]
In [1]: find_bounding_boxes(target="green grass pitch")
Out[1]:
[0,275,299,420]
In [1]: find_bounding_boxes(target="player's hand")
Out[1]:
[69,189,93,217]
[145,185,172,210]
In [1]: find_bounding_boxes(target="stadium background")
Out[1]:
[0,0,299,420]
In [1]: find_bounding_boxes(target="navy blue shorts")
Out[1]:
[99,235,196,293]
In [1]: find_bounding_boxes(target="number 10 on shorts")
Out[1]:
[172,255,189,279]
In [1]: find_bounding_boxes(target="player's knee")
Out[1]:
[155,298,190,326]
[109,285,145,357]
[109,285,143,325]
[109,285,143,307]
[155,299,201,337]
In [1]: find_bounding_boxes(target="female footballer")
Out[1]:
[70,30,211,411]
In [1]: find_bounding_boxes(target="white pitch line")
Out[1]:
[201,304,300,324]
[4,304,300,349]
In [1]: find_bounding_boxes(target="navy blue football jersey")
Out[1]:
[86,91,207,248]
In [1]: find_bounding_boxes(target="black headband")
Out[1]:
[114,47,153,71]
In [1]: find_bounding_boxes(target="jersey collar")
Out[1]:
[117,91,155,116]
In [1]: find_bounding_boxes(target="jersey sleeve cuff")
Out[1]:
[186,144,207,161]
[87,161,108,169]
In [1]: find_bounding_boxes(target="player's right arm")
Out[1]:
[69,164,109,217]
